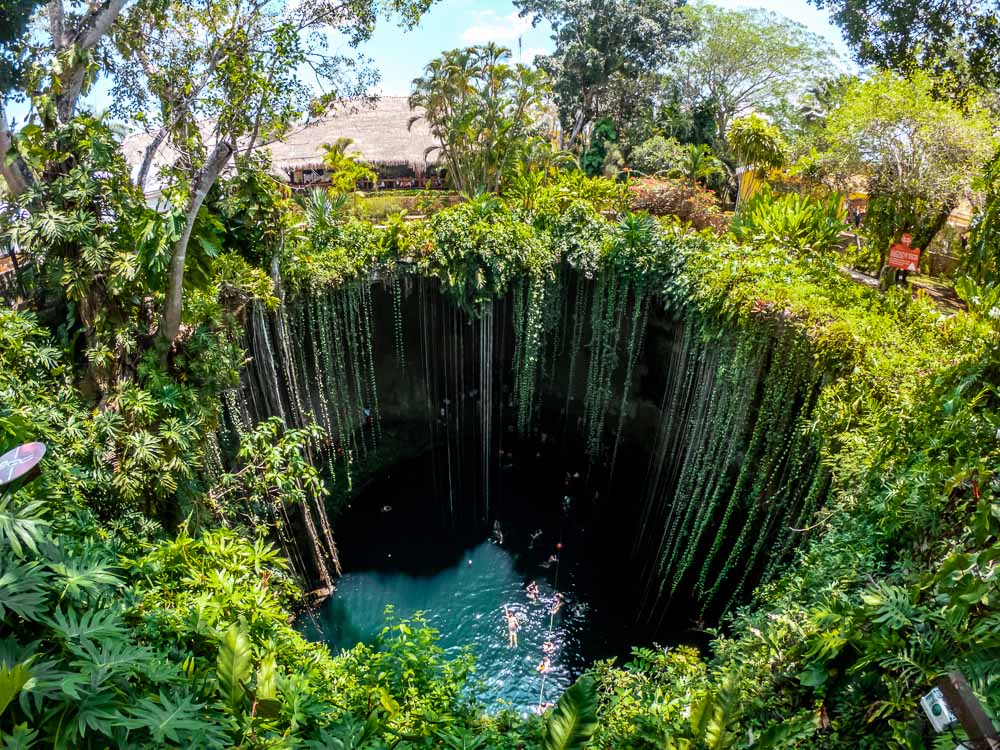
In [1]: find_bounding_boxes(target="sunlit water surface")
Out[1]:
[300,451,638,712]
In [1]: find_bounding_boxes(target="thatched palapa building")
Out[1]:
[268,97,443,190]
[121,97,443,198]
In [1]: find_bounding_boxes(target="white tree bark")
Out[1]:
[0,104,31,196]
[50,0,130,124]
[159,140,234,342]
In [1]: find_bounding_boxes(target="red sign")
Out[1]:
[888,243,921,271]
[0,442,46,487]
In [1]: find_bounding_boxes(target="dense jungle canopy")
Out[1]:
[1,0,1000,748]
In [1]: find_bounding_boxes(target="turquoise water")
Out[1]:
[301,538,594,710]
[300,450,638,712]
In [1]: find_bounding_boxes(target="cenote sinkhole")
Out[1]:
[300,437,708,712]
[244,275,830,712]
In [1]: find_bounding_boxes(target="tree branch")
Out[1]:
[159,139,234,342]
[77,0,129,51]
[0,102,32,197]
[55,0,130,123]
[48,0,66,49]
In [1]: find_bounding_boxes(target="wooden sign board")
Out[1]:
[0,442,46,488]
[888,243,921,271]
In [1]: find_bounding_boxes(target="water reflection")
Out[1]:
[301,538,590,710]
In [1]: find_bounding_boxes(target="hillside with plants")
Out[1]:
[3,0,1000,748]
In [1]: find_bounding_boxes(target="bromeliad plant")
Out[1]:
[730,189,847,257]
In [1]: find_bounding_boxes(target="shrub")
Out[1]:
[628,177,727,232]
[629,135,686,176]
[730,189,848,255]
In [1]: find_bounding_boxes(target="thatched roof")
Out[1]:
[267,97,440,174]
[121,97,440,195]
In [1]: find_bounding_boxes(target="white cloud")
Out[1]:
[461,11,533,45]
[517,47,549,64]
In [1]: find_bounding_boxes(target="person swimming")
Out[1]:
[549,593,564,615]
[526,581,540,602]
[503,605,520,647]
[528,529,543,549]
[542,641,555,654]
[537,657,551,673]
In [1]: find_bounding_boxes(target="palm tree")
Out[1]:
[727,115,786,211]
[409,44,549,195]
[668,143,724,185]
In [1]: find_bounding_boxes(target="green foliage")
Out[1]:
[672,2,831,145]
[514,0,690,149]
[321,138,379,196]
[804,71,995,270]
[582,118,617,177]
[668,144,725,185]
[963,146,1000,284]
[410,43,553,194]
[543,675,600,750]
[730,189,847,255]
[811,0,1000,97]
[630,135,687,177]
[216,624,252,712]
[727,115,786,175]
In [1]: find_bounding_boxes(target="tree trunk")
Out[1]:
[0,104,32,196]
[566,109,588,151]
[159,140,234,342]
[48,0,130,126]
[136,127,169,191]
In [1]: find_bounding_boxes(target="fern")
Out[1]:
[752,710,821,749]
[690,676,741,750]
[543,675,599,750]
[254,652,280,718]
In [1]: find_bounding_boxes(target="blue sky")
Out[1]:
[7,0,851,123]
[362,0,852,96]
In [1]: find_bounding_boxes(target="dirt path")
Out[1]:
[840,266,966,313]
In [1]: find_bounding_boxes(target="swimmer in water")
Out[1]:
[529,529,543,549]
[526,581,540,602]
[503,605,520,647]
[549,593,564,615]
[492,520,504,545]
[381,505,392,513]
[537,657,551,673]
[542,641,555,654]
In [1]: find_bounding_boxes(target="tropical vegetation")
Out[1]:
[2,0,1000,748]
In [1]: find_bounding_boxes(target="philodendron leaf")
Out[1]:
[0,661,32,717]
[543,675,599,750]
[216,624,252,713]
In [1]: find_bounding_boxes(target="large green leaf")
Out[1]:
[216,624,251,713]
[0,556,48,621]
[543,675,599,750]
[0,661,32,717]
[120,690,228,748]
[0,497,48,559]
[254,652,280,718]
